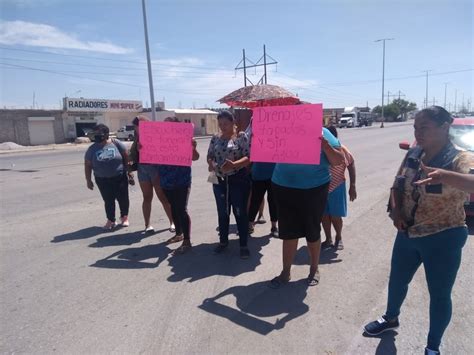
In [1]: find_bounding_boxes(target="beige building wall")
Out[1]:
[173,110,218,136]
[103,111,140,132]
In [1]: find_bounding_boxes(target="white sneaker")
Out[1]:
[120,216,129,227]
[144,225,155,233]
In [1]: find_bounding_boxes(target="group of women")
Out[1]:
[84,106,473,354]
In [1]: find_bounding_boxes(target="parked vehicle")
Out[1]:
[339,107,373,128]
[116,125,135,141]
[359,112,375,126]
[399,117,474,216]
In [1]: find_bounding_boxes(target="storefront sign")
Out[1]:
[65,98,143,112]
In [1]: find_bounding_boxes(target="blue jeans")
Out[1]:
[385,227,468,351]
[212,172,250,247]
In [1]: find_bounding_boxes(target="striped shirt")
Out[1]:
[329,145,354,192]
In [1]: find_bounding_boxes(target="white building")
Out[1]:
[141,108,219,136]
[63,97,143,139]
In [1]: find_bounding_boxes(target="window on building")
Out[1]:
[201,118,205,127]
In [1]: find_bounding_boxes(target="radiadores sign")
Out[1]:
[65,98,143,112]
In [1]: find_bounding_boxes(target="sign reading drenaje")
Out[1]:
[65,98,143,112]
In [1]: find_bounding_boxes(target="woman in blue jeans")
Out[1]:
[207,110,251,259]
[364,106,473,355]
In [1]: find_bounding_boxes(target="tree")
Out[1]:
[372,104,400,121]
[392,99,417,120]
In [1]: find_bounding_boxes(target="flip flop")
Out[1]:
[321,240,333,249]
[172,244,192,255]
[166,235,184,244]
[335,240,344,250]
[268,276,290,289]
[307,271,320,286]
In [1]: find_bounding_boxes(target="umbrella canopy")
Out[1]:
[218,84,301,108]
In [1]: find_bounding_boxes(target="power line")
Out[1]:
[0,62,229,96]
[0,46,228,71]
[0,65,235,79]
[234,46,278,86]
[319,69,473,87]
[0,56,233,75]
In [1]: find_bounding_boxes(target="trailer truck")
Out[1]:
[338,107,374,128]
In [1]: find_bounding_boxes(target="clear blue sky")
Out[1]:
[1,0,472,111]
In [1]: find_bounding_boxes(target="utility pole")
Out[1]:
[387,91,392,104]
[462,93,465,112]
[375,38,394,128]
[448,102,451,112]
[141,0,156,121]
[393,90,406,101]
[432,97,436,106]
[443,82,449,108]
[235,45,278,87]
[422,70,432,108]
[454,89,457,112]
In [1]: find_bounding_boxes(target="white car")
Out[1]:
[116,125,135,141]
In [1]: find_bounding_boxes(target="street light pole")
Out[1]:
[454,89,457,113]
[375,38,394,128]
[443,82,448,108]
[422,70,433,108]
[141,0,156,121]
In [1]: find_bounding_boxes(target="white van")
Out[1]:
[116,125,135,141]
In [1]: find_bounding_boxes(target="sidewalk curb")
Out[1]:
[0,145,88,155]
[0,136,213,155]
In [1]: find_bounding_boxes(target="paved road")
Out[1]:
[1,123,472,354]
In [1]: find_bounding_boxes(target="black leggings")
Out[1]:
[164,187,191,241]
[95,174,129,222]
[248,179,278,223]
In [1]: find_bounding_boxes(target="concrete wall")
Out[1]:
[174,113,218,136]
[0,109,65,145]
[103,111,141,132]
[140,110,176,122]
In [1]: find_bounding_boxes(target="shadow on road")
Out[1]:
[90,242,171,269]
[88,228,168,248]
[293,245,342,266]
[215,223,238,234]
[363,330,398,355]
[51,226,104,243]
[166,235,271,283]
[198,279,309,335]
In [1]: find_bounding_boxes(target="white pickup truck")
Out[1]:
[115,125,135,141]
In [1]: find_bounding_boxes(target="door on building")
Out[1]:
[28,118,55,145]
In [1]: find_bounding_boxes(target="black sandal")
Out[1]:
[268,276,290,289]
[166,234,184,244]
[307,271,320,286]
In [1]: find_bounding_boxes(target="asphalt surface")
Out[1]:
[0,122,472,354]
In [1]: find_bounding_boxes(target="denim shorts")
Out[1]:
[137,163,160,183]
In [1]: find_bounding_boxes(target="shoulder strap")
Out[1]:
[111,138,125,154]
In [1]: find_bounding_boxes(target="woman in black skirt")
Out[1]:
[269,127,343,288]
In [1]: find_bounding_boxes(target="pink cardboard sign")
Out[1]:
[250,103,323,164]
[139,121,194,166]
